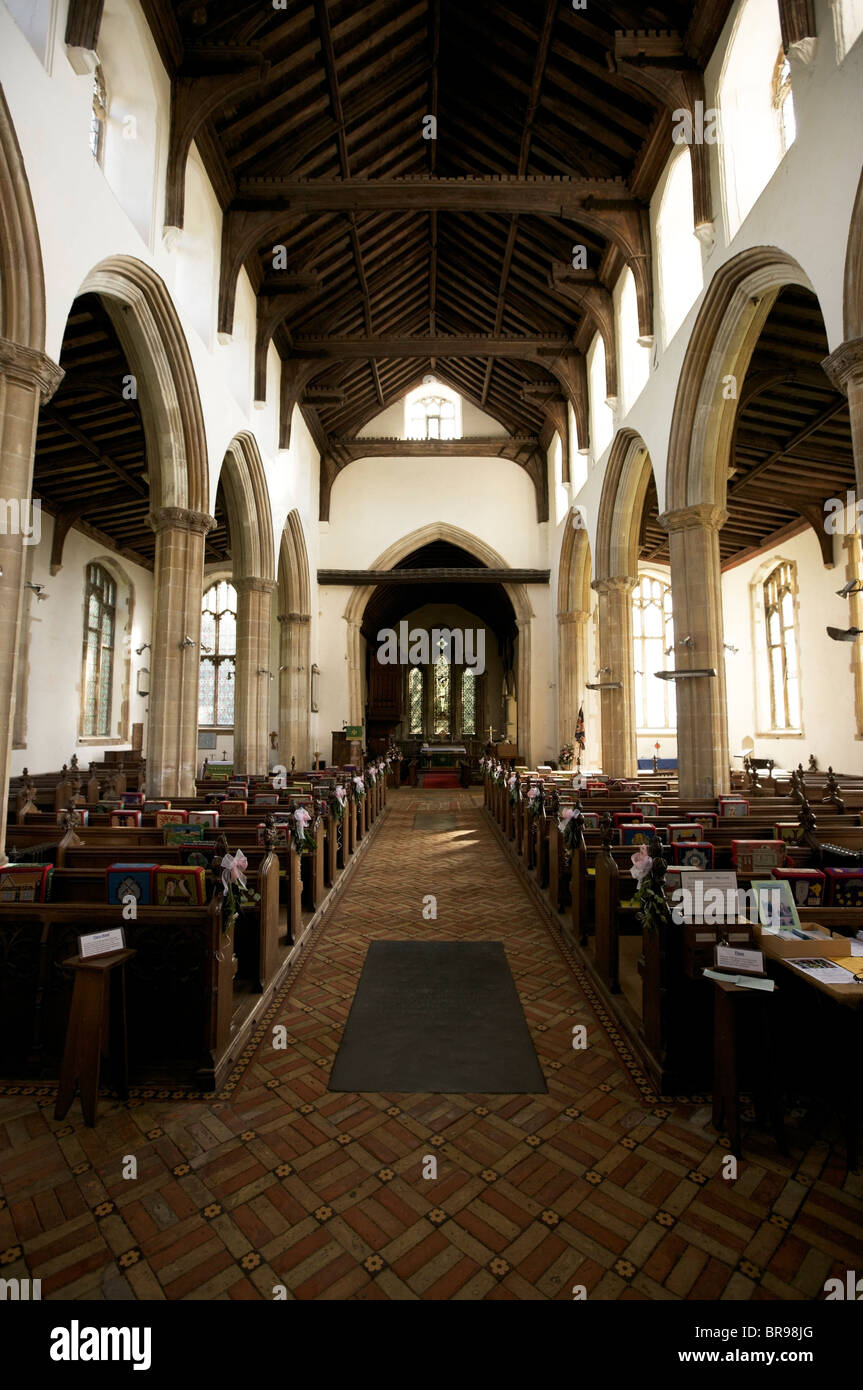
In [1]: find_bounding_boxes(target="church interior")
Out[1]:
[0,0,862,1314]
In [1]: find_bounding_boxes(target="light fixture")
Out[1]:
[837,580,863,597]
[257,667,273,679]
[655,668,717,680]
[827,625,863,642]
[135,642,151,655]
[179,635,196,649]
[723,643,739,654]
[24,581,48,600]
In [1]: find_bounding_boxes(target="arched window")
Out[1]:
[82,564,116,737]
[717,0,789,238]
[655,148,703,345]
[772,52,796,156]
[764,562,800,729]
[433,648,451,736]
[588,334,614,460]
[404,377,461,439]
[408,666,424,735]
[831,0,863,63]
[462,668,476,736]
[199,580,236,727]
[632,575,676,730]
[615,267,650,413]
[89,64,107,165]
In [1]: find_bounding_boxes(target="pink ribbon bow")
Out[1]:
[221,848,248,895]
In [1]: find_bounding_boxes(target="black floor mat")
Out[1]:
[328,941,547,1094]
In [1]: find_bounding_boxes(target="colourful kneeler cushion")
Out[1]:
[773,822,801,844]
[671,841,715,869]
[257,822,289,845]
[155,809,188,828]
[163,824,205,846]
[731,840,786,874]
[0,863,53,903]
[188,810,219,828]
[619,823,655,846]
[153,866,206,905]
[106,863,158,905]
[122,791,146,806]
[56,808,88,825]
[824,867,863,906]
[110,810,142,827]
[771,867,826,907]
[144,800,171,812]
[632,800,659,817]
[718,797,749,817]
[613,810,642,826]
[219,799,248,815]
[687,811,718,831]
[669,823,703,843]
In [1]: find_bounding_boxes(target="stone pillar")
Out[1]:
[660,503,730,800]
[0,339,64,863]
[234,577,275,776]
[591,576,638,778]
[823,338,863,495]
[278,610,311,771]
[147,506,215,798]
[557,609,590,752]
[516,617,531,765]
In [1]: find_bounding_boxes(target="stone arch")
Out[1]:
[844,163,863,340]
[594,428,655,582]
[277,510,312,770]
[666,246,814,512]
[211,434,275,775]
[557,515,592,751]
[0,85,45,353]
[218,432,275,582]
[78,255,209,515]
[343,521,534,763]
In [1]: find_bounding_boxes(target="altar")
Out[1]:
[419,743,467,770]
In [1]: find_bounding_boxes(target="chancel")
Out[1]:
[0,0,862,1328]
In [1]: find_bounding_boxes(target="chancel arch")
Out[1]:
[343,523,534,766]
[277,509,312,772]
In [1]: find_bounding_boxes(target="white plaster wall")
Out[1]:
[721,526,858,771]
[11,512,153,775]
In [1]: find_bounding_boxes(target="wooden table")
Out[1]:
[708,974,784,1159]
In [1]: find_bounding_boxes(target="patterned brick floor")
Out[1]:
[0,788,861,1301]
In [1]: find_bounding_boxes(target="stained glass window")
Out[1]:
[199,580,237,726]
[632,575,676,730]
[82,564,116,737]
[764,562,800,729]
[433,649,451,736]
[408,666,423,735]
[462,668,476,736]
[408,394,457,440]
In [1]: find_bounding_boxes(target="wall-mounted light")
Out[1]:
[24,581,48,601]
[723,642,739,654]
[135,642,151,655]
[179,635,197,649]
[257,667,273,679]
[311,662,320,712]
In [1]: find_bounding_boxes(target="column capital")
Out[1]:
[591,574,638,595]
[557,609,591,626]
[278,610,311,624]
[0,337,64,402]
[147,506,216,536]
[234,576,277,595]
[658,503,727,534]
[822,338,863,394]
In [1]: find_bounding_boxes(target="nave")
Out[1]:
[0,788,859,1303]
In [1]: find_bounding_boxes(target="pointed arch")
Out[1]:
[594,428,655,582]
[342,521,534,763]
[665,247,814,512]
[557,514,592,750]
[78,255,210,514]
[845,163,863,340]
[0,84,46,352]
[218,432,275,582]
[277,510,312,770]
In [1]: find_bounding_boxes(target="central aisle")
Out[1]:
[1,788,859,1302]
